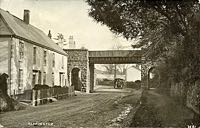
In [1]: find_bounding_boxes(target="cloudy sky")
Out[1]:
[0,0,135,50]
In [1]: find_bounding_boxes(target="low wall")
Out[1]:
[13,90,32,102]
[186,80,200,115]
[170,80,200,115]
[32,86,75,106]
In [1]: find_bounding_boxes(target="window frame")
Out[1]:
[33,47,37,64]
[19,41,24,60]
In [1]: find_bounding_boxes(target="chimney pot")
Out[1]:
[23,10,30,24]
[48,30,52,39]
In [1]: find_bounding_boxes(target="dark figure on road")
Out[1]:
[114,78,124,89]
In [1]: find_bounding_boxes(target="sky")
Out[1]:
[0,0,141,80]
[0,0,135,50]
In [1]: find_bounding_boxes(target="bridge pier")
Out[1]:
[141,57,148,90]
[89,63,95,93]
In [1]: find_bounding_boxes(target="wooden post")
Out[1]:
[38,90,41,105]
[32,90,37,106]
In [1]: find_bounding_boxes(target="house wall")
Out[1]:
[0,37,9,74]
[10,38,68,95]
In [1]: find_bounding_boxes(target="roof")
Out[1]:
[0,9,67,56]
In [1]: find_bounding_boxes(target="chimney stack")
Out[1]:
[48,30,52,39]
[69,36,76,49]
[23,10,30,24]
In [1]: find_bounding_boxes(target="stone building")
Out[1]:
[0,9,68,96]
[64,49,89,92]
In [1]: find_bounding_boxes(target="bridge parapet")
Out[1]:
[89,50,143,58]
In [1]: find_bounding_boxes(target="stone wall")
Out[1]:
[170,81,187,103]
[186,80,200,114]
[64,49,89,91]
[170,80,200,115]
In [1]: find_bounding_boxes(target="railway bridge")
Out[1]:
[64,49,153,93]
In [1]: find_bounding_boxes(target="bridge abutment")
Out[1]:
[64,49,89,92]
[89,63,95,93]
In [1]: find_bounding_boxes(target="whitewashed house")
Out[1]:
[0,9,68,97]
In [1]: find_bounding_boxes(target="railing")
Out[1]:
[32,86,74,106]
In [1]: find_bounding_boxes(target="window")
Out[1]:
[19,41,24,60]
[52,53,55,67]
[32,72,36,86]
[18,69,23,88]
[59,73,62,86]
[59,72,64,86]
[33,47,37,64]
[38,71,41,84]
[43,50,47,66]
[43,72,46,85]
[52,72,54,86]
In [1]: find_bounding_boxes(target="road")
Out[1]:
[0,85,142,128]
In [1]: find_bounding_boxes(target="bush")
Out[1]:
[52,86,62,88]
[96,78,113,85]
[126,81,141,89]
[33,84,50,90]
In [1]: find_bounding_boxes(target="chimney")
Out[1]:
[69,36,76,49]
[48,30,52,39]
[23,10,30,24]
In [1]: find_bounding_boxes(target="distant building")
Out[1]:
[0,9,68,96]
[68,36,76,49]
[126,67,141,82]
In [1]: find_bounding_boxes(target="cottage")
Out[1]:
[0,9,68,98]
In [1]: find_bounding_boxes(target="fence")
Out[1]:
[32,86,74,106]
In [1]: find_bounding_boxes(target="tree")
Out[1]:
[53,33,66,48]
[86,0,200,82]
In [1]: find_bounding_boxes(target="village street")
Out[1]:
[0,86,142,128]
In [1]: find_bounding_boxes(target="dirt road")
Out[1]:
[0,86,142,128]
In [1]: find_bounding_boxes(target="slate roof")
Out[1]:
[0,8,67,55]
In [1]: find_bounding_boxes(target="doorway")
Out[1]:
[71,68,81,91]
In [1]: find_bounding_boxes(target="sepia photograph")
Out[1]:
[0,0,200,127]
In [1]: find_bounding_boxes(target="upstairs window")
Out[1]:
[52,53,55,67]
[43,50,47,66]
[33,47,37,64]
[19,41,24,60]
[52,72,54,86]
